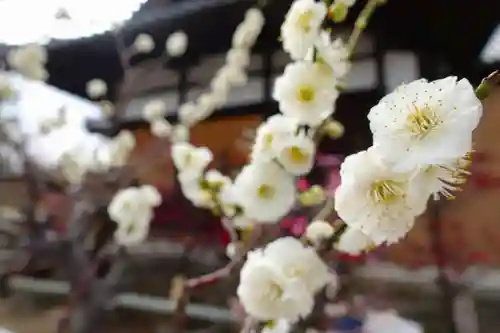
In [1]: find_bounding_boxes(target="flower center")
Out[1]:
[264,281,284,301]
[257,184,276,199]
[296,10,314,32]
[287,146,309,164]
[406,105,441,138]
[296,85,315,103]
[264,133,274,150]
[284,265,306,278]
[369,180,406,204]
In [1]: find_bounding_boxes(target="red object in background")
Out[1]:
[151,186,231,247]
[296,178,310,191]
[280,216,308,237]
[336,252,366,263]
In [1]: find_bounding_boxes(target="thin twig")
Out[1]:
[347,0,384,56]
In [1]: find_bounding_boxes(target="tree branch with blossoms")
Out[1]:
[0,0,496,331]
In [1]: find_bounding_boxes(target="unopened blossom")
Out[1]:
[232,162,296,222]
[143,99,167,121]
[237,248,314,321]
[166,31,188,57]
[298,185,326,206]
[334,148,427,245]
[251,114,298,163]
[281,0,327,60]
[335,227,376,255]
[232,8,264,49]
[368,77,482,172]
[150,119,172,138]
[213,64,248,90]
[328,0,356,22]
[226,48,251,69]
[133,33,155,53]
[172,142,212,180]
[322,119,345,138]
[273,61,338,126]
[140,184,162,206]
[305,220,334,244]
[275,131,316,175]
[86,78,107,99]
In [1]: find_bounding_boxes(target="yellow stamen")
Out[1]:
[296,85,315,103]
[405,105,441,138]
[296,10,314,32]
[264,133,273,150]
[287,146,309,164]
[265,281,284,301]
[257,184,275,199]
[369,180,405,204]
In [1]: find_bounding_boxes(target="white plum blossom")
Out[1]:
[273,61,338,126]
[413,152,471,201]
[335,227,376,255]
[281,0,327,60]
[86,78,107,99]
[172,143,213,180]
[237,247,314,321]
[334,148,427,245]
[312,32,350,80]
[368,77,482,172]
[108,185,162,247]
[305,220,334,245]
[143,99,167,121]
[179,177,215,209]
[264,237,331,294]
[275,131,316,176]
[133,33,155,53]
[232,162,296,223]
[166,31,188,57]
[251,114,298,163]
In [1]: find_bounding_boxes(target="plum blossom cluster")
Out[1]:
[237,237,333,322]
[141,7,265,142]
[107,185,162,246]
[334,77,482,252]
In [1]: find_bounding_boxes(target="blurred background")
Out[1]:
[0,0,499,332]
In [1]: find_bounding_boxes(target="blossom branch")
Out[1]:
[347,0,386,55]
